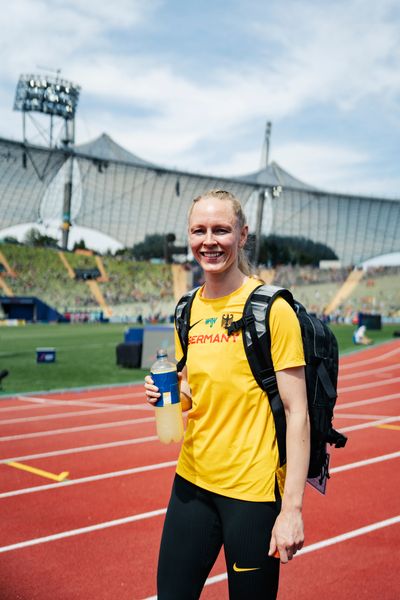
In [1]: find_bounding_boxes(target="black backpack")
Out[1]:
[175,283,347,493]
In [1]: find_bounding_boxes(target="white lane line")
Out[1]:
[43,390,144,403]
[299,515,400,554]
[339,363,400,381]
[2,447,398,500]
[1,507,398,569]
[0,460,178,499]
[0,396,111,412]
[334,413,393,420]
[0,406,130,425]
[330,451,400,474]
[0,396,99,411]
[0,508,168,554]
[0,400,151,415]
[337,392,400,410]
[340,415,400,432]
[0,416,155,442]
[174,515,400,596]
[340,345,400,370]
[10,389,143,407]
[338,376,400,393]
[0,435,158,463]
[0,401,154,425]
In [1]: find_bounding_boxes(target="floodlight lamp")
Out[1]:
[13,74,81,120]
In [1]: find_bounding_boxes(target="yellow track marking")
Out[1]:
[376,424,400,431]
[6,461,69,482]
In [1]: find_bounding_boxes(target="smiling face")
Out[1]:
[188,195,248,277]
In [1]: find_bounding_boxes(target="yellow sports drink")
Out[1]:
[150,349,183,444]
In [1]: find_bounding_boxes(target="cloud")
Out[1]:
[273,140,400,197]
[250,0,400,112]
[0,0,159,79]
[273,141,367,188]
[0,0,399,196]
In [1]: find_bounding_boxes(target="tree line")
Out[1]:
[2,230,338,266]
[126,233,337,266]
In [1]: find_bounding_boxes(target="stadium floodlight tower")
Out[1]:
[13,72,81,249]
[254,121,273,265]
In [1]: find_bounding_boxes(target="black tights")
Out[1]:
[157,475,280,600]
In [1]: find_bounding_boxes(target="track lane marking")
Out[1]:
[338,376,400,393]
[1,390,396,443]
[3,390,392,461]
[337,392,400,410]
[339,363,400,381]
[339,344,400,370]
[0,394,390,464]
[0,406,130,425]
[340,415,400,432]
[1,449,398,499]
[1,507,398,560]
[0,416,155,442]
[0,435,159,463]
[27,390,144,403]
[6,461,69,482]
[0,508,168,554]
[0,403,152,426]
[330,451,400,473]
[334,413,394,420]
[2,390,144,410]
[0,398,150,414]
[377,424,400,431]
[0,460,178,498]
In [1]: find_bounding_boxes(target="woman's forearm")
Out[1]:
[276,366,310,510]
[281,408,310,511]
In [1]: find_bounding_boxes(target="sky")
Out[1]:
[1,0,400,202]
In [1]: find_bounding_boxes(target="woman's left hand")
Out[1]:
[268,507,304,563]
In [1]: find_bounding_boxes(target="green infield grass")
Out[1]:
[0,323,147,395]
[0,322,398,395]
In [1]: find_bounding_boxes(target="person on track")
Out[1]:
[144,189,310,600]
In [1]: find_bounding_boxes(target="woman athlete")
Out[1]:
[144,189,310,599]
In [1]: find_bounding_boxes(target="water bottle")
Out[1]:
[150,349,184,444]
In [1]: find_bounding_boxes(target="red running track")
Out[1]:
[0,339,399,599]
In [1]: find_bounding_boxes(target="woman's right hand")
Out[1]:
[144,375,161,405]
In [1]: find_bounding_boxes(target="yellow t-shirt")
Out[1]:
[175,277,305,502]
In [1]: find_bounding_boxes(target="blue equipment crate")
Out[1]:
[36,347,56,363]
[124,327,144,344]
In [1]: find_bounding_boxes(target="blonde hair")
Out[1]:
[189,189,254,276]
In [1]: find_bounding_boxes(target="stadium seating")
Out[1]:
[0,243,398,321]
[0,244,175,320]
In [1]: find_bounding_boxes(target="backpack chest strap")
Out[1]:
[226,314,255,336]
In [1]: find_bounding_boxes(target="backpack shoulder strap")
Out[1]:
[174,286,200,372]
[228,283,295,467]
[228,284,295,386]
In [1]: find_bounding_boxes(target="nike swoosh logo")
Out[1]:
[188,318,203,331]
[233,563,260,573]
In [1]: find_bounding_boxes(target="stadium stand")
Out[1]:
[0,242,398,323]
[323,267,365,316]
[0,243,176,321]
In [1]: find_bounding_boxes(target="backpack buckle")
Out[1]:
[226,314,255,336]
[261,375,278,396]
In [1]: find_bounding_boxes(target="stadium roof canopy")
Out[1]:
[238,161,317,191]
[0,134,399,266]
[75,133,156,168]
